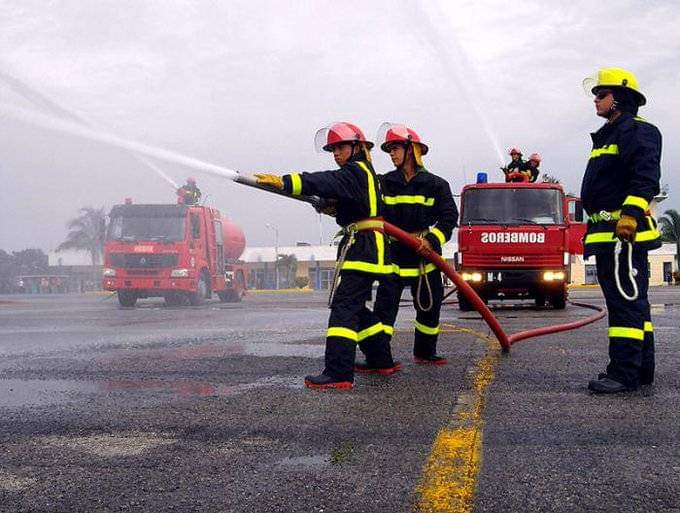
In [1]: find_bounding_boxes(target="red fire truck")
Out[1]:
[102,202,247,307]
[456,175,585,310]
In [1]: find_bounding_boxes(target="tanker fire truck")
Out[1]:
[102,201,246,307]
[456,174,585,310]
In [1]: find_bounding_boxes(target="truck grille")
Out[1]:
[110,253,178,268]
[463,254,563,267]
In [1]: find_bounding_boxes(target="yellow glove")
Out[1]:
[615,215,637,242]
[254,173,284,190]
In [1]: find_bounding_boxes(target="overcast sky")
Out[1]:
[1,0,678,252]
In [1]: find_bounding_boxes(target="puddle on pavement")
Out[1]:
[0,379,97,407]
[275,454,330,470]
[102,375,303,398]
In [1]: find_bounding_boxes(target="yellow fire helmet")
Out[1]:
[583,68,646,106]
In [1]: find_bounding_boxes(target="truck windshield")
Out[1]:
[107,215,186,241]
[462,188,563,225]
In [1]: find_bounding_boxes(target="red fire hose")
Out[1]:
[381,221,606,352]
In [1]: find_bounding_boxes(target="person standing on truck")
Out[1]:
[177,177,202,205]
[355,123,457,369]
[519,153,541,183]
[254,122,399,390]
[580,68,662,394]
[502,147,525,182]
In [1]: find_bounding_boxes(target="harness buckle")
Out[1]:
[599,210,612,222]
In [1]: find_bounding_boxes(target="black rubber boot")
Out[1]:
[414,355,448,366]
[587,376,634,394]
[304,373,353,390]
[354,361,402,376]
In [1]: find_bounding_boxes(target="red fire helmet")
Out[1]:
[187,177,197,185]
[377,123,429,155]
[314,122,374,152]
[529,152,541,163]
[508,147,522,156]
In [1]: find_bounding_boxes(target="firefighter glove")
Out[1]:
[416,236,434,256]
[254,174,284,190]
[615,215,637,242]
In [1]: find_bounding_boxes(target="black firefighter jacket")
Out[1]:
[580,112,662,257]
[281,154,392,275]
[380,167,458,277]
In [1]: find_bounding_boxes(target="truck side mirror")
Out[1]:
[568,199,584,223]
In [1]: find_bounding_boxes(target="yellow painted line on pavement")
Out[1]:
[414,324,499,513]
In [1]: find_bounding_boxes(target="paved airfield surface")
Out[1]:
[0,288,678,513]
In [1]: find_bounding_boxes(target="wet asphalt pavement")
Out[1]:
[0,288,678,513]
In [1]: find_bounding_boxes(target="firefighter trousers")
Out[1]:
[372,270,445,358]
[595,248,654,388]
[324,271,396,382]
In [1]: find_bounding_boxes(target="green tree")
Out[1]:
[57,207,107,269]
[277,254,298,288]
[659,208,680,271]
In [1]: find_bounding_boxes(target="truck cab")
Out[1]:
[102,203,246,307]
[457,181,585,310]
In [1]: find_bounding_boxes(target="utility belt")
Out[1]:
[339,217,385,236]
[589,209,651,223]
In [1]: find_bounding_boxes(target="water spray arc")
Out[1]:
[0,69,179,189]
[412,2,506,168]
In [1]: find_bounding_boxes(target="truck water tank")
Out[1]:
[222,218,246,260]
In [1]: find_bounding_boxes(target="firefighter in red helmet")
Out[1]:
[518,152,541,183]
[254,122,399,390]
[177,177,202,205]
[502,147,525,182]
[355,123,457,371]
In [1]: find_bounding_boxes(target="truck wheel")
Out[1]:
[164,293,183,306]
[551,292,566,310]
[218,290,242,303]
[189,273,210,306]
[118,291,137,307]
[457,291,473,311]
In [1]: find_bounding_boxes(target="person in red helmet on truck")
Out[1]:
[177,177,202,205]
[502,147,525,182]
[356,123,457,369]
[518,153,541,183]
[254,122,399,390]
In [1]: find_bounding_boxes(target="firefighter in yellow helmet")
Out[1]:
[580,68,662,394]
[254,122,399,390]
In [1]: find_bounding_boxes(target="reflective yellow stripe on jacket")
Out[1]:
[356,161,378,217]
[383,195,435,207]
[590,144,619,159]
[290,173,302,196]
[341,230,393,274]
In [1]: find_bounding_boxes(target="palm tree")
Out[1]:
[277,254,298,288]
[57,207,107,269]
[659,208,680,271]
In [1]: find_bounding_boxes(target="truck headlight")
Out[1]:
[462,272,483,282]
[170,268,190,277]
[543,271,565,281]
[102,268,116,277]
